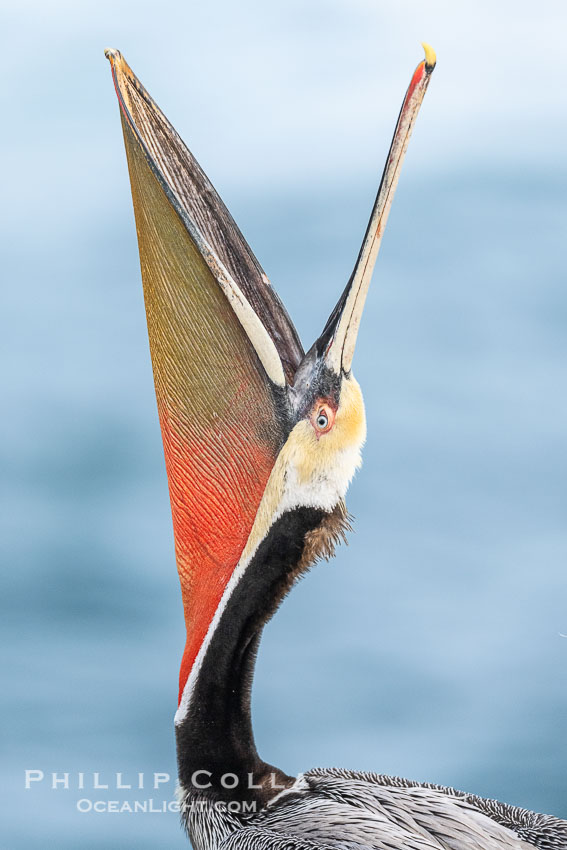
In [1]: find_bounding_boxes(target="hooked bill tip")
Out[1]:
[421,42,436,69]
[104,47,121,63]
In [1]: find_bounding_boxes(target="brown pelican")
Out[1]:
[106,45,567,849]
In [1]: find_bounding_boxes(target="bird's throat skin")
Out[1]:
[175,505,347,812]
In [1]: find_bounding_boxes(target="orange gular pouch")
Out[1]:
[116,108,287,703]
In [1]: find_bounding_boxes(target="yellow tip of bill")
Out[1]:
[421,42,436,69]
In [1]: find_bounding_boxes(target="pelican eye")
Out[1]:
[310,402,335,435]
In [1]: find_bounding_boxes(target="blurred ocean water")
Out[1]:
[2,1,566,846]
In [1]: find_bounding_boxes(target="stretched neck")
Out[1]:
[175,504,347,808]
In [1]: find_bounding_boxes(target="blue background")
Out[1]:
[3,1,566,846]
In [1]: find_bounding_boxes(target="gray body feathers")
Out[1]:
[188,768,567,850]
